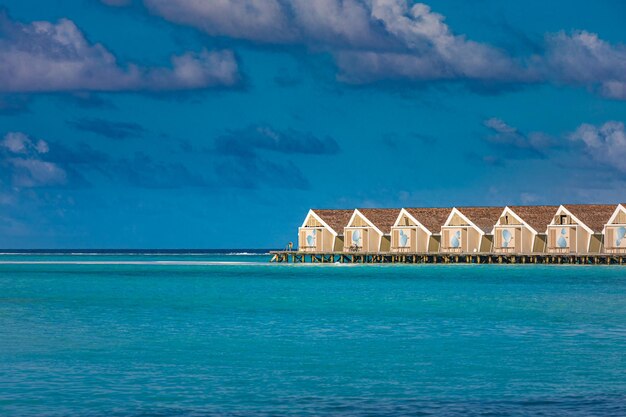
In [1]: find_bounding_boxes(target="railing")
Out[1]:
[493,246,515,253]
[605,247,626,254]
[440,247,462,253]
[547,247,570,254]
[390,246,411,252]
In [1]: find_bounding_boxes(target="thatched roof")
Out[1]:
[357,208,401,234]
[404,207,452,234]
[507,205,560,234]
[562,204,616,233]
[455,206,504,233]
[311,209,354,235]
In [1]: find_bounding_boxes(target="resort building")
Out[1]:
[298,209,353,252]
[390,208,451,253]
[440,207,503,253]
[295,203,624,256]
[493,206,559,253]
[344,208,400,252]
[546,205,615,253]
[603,204,626,253]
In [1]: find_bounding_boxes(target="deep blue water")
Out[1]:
[1,253,625,416]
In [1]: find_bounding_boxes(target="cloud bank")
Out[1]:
[97,0,626,98]
[142,0,530,85]
[0,12,239,93]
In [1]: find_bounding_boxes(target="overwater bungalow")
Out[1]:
[390,208,451,253]
[546,204,615,253]
[298,209,353,252]
[440,207,502,253]
[344,208,400,252]
[493,206,558,253]
[603,204,626,253]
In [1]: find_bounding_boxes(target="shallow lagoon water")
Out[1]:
[1,253,625,416]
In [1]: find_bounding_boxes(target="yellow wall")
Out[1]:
[576,227,589,253]
[380,236,391,252]
[352,214,368,227]
[371,232,382,252]
[334,236,344,252]
[499,213,522,225]
[533,234,547,253]
[589,234,602,253]
[448,213,468,226]
[416,229,429,252]
[467,228,480,252]
[612,210,626,224]
[521,228,532,253]
[322,229,333,251]
[397,213,416,227]
[429,235,441,253]
[305,216,322,227]
[479,234,492,252]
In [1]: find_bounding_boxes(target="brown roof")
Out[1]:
[455,206,504,233]
[507,205,560,234]
[562,204,616,233]
[311,209,353,235]
[357,208,401,234]
[404,207,452,233]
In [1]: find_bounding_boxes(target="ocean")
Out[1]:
[1,251,625,416]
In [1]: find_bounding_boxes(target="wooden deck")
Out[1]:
[269,251,626,265]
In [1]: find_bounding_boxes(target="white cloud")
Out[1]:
[484,118,517,134]
[544,31,626,99]
[144,0,295,43]
[1,132,49,155]
[0,13,239,92]
[484,118,552,152]
[8,158,67,188]
[361,1,523,79]
[1,132,66,187]
[87,1,626,98]
[139,0,530,84]
[569,121,626,171]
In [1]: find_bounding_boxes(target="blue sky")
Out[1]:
[0,0,625,248]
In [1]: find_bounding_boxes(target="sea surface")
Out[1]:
[1,251,625,416]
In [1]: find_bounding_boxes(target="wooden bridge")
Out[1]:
[269,251,626,265]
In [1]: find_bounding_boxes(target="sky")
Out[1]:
[0,0,626,249]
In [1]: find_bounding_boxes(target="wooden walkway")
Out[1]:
[269,251,626,265]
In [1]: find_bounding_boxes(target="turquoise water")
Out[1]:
[1,253,625,416]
